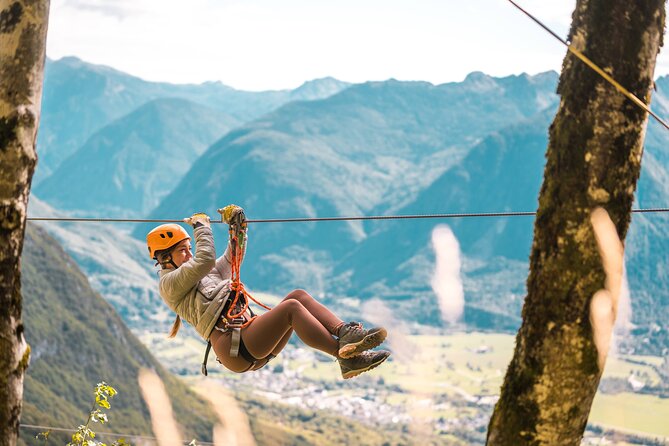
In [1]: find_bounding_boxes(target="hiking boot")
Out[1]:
[337,321,387,358]
[339,350,391,379]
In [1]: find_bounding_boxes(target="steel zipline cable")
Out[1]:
[506,0,669,131]
[25,208,669,225]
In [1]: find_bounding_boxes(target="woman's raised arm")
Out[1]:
[159,225,216,307]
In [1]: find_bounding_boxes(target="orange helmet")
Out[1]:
[146,224,190,259]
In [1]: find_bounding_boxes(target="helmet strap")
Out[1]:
[157,251,180,270]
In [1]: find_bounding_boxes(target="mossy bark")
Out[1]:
[486,1,665,445]
[0,1,49,445]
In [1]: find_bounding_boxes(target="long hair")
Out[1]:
[168,314,181,338]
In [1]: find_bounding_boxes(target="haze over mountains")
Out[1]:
[32,57,669,355]
[37,98,240,216]
[141,71,559,268]
[35,57,350,184]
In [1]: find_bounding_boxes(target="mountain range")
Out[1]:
[31,57,669,355]
[35,56,350,184]
[142,71,558,277]
[36,97,240,216]
[134,70,560,324]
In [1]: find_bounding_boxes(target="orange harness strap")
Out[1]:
[224,224,271,328]
[203,222,272,375]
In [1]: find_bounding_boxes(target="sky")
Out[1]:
[46,0,669,91]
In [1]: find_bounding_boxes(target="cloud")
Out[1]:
[62,0,145,20]
[430,225,464,325]
[515,0,575,28]
[46,0,669,90]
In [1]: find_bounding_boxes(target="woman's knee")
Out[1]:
[277,298,307,322]
[284,289,312,304]
[279,298,306,313]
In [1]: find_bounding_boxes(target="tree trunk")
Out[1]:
[487,1,665,445]
[0,1,50,444]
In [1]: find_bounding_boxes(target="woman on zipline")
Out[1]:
[146,206,390,378]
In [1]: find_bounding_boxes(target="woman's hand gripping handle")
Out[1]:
[184,212,211,228]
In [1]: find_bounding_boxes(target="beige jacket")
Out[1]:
[158,225,245,339]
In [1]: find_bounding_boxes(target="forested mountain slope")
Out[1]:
[20,224,216,444]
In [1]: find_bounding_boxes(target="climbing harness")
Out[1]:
[201,292,275,375]
[201,211,273,376]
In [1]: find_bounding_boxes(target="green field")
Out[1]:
[591,392,669,438]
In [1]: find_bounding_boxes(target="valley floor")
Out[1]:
[138,329,669,446]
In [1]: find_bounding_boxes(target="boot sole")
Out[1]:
[338,328,388,359]
[342,352,390,379]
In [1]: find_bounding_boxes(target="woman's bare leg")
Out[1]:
[247,329,293,371]
[270,329,293,356]
[241,299,339,359]
[281,289,345,335]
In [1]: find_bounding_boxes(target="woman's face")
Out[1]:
[170,239,193,267]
